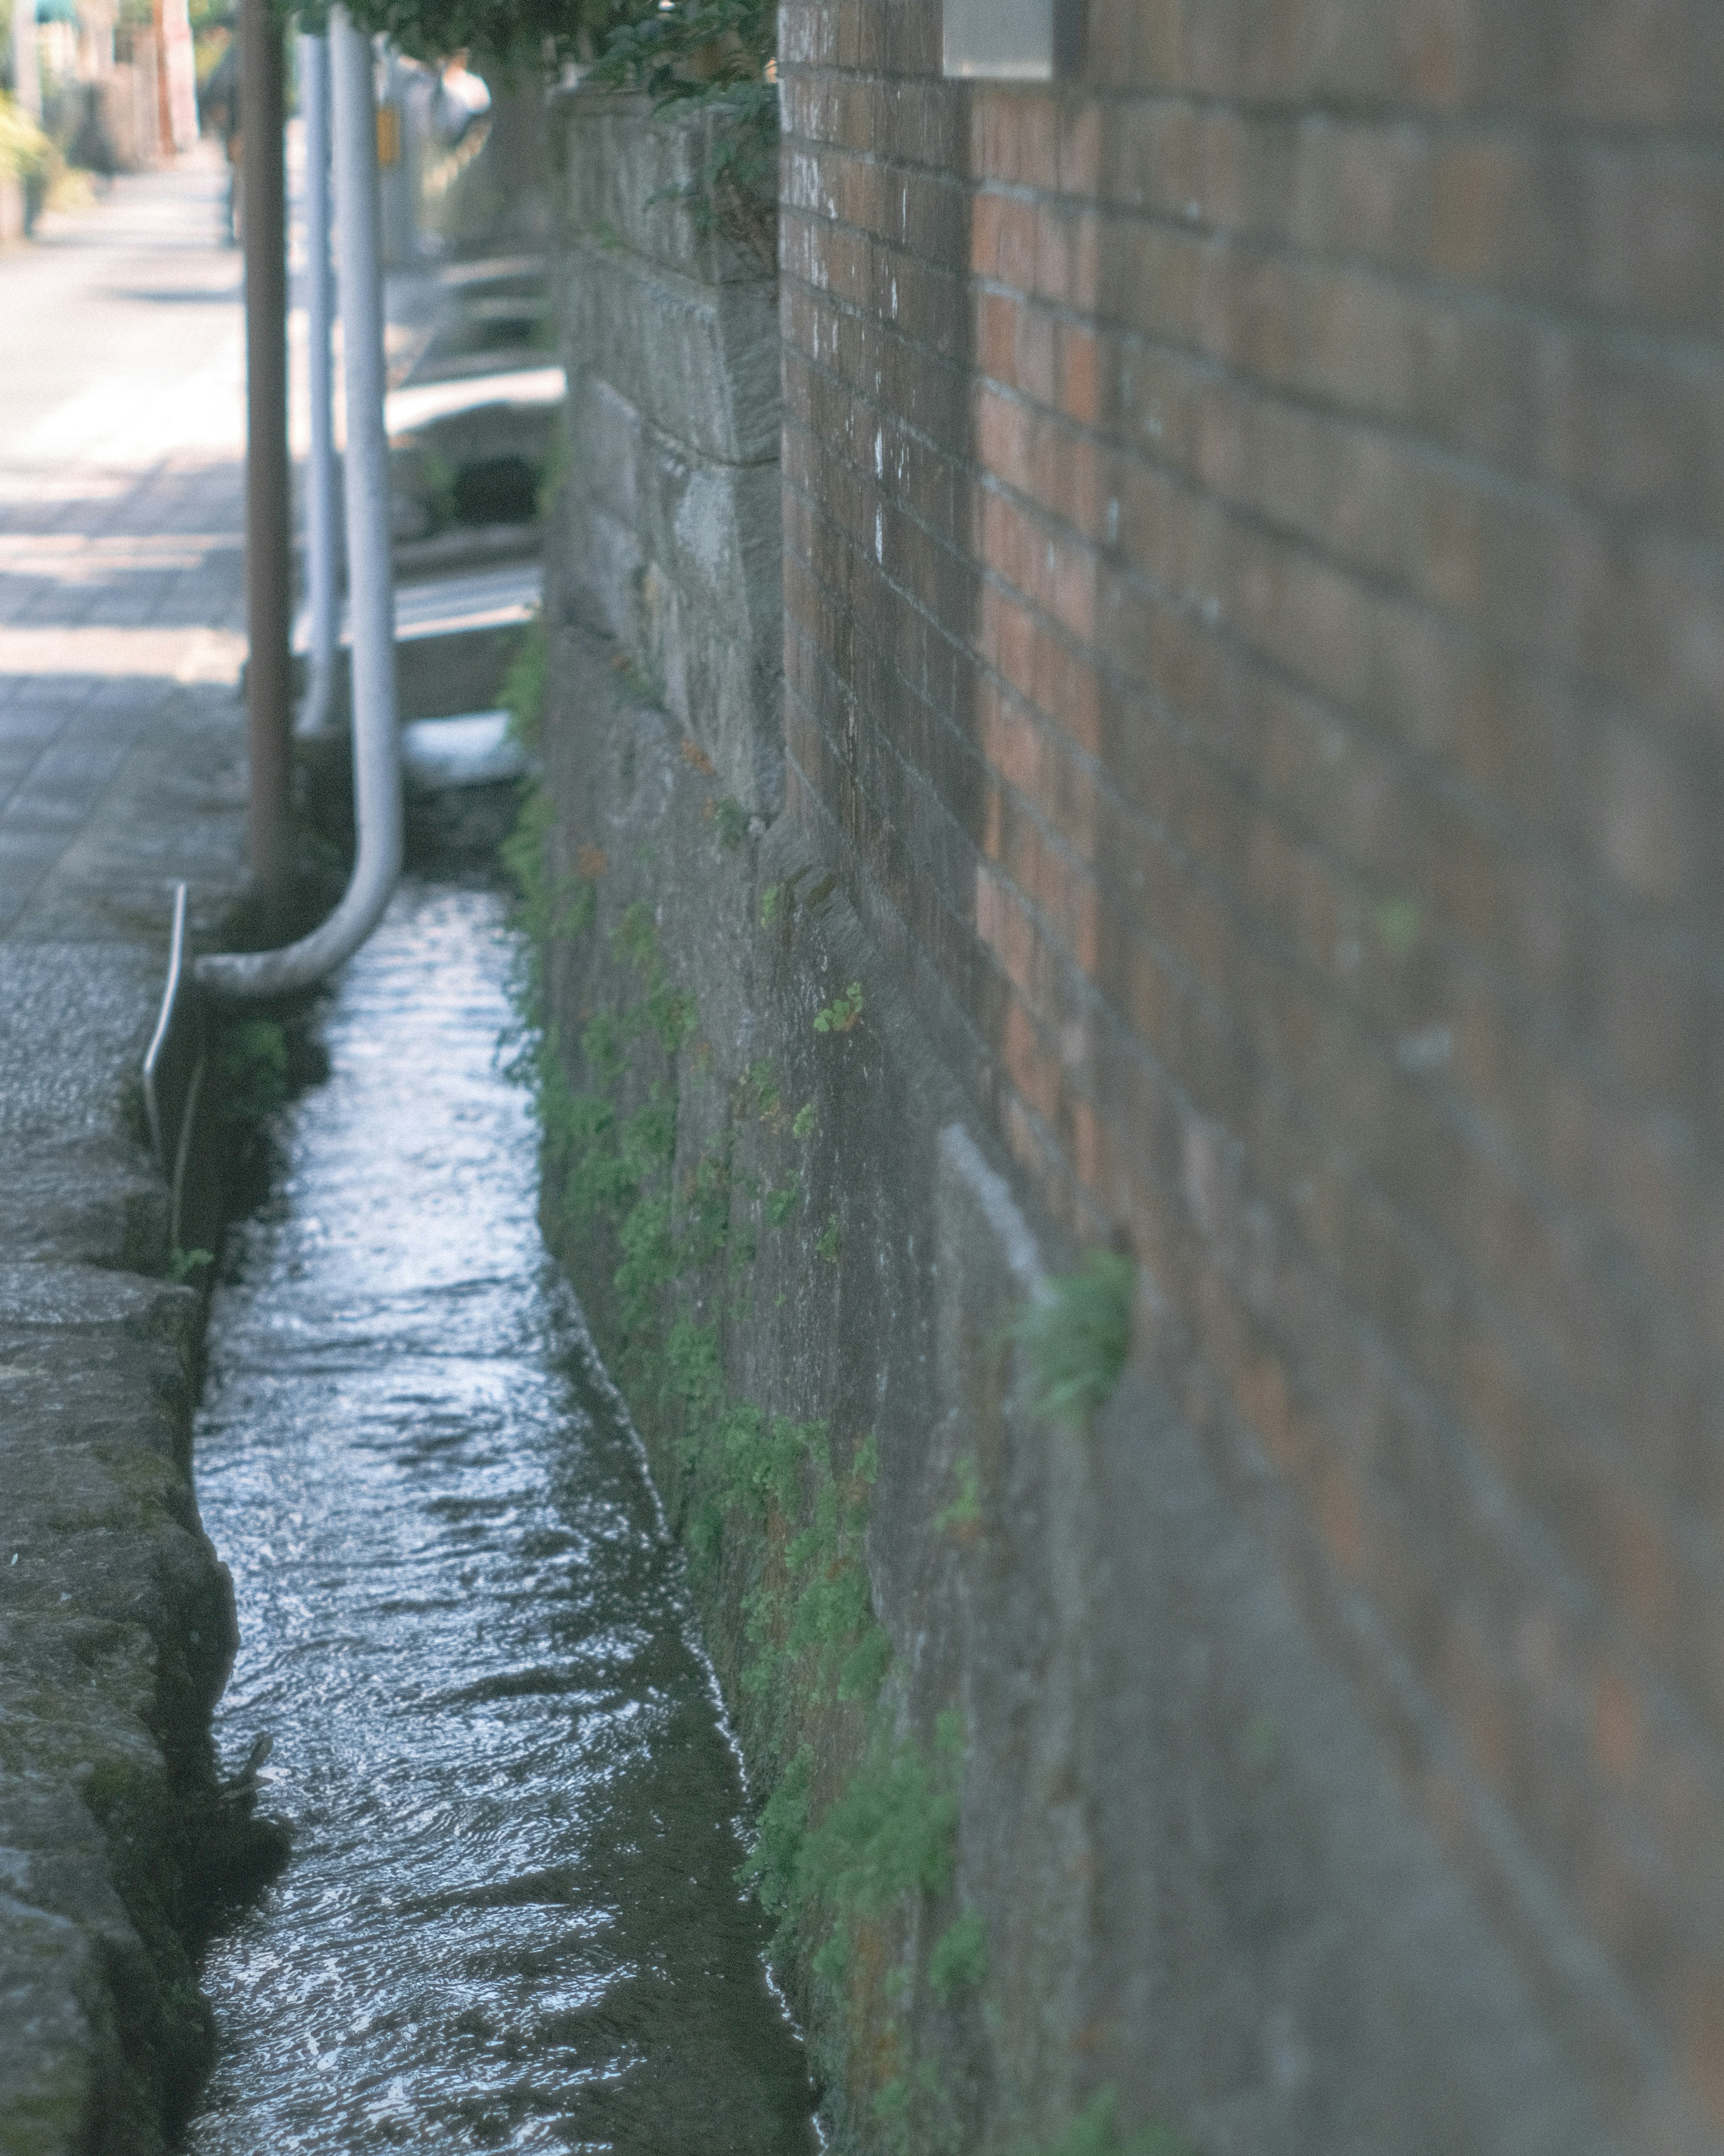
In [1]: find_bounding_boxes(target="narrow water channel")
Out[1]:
[186,879,816,2154]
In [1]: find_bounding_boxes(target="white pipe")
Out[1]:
[295,29,338,741]
[196,6,401,1003]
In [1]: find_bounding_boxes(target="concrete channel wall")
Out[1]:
[536,88,1627,2156]
[0,1057,231,2154]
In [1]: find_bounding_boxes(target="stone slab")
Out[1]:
[559,89,778,291]
[563,240,782,467]
[559,242,784,813]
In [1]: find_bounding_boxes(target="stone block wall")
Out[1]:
[553,90,784,815]
[778,4,1724,2151]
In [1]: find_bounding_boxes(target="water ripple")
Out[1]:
[187,881,814,2156]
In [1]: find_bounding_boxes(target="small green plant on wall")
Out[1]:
[814,981,865,1034]
[1030,2087,1193,2156]
[1016,1248,1134,1427]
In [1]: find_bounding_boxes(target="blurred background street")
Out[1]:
[0,137,246,942]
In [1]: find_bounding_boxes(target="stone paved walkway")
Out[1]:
[0,144,260,2156]
[0,140,251,953]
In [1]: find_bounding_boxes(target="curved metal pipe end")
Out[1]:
[293,653,339,741]
[192,816,401,1001]
[195,6,400,1005]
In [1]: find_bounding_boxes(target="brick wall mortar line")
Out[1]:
[786,406,1724,1357]
[959,401,1723,753]
[785,343,1719,990]
[784,68,1724,150]
[971,196,1724,373]
[969,292,1724,549]
[786,525,1723,1668]
[1180,1357,1699,2141]
[958,505,1722,1018]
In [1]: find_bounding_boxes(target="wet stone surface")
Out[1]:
[185,879,815,2156]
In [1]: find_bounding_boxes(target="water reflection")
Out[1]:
[187,880,815,2155]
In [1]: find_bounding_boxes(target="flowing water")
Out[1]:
[186,879,816,2155]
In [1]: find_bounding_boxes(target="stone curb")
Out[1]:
[0,993,241,2155]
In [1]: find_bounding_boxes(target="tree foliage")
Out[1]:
[319,0,774,101]
[0,93,51,184]
[589,0,777,224]
[587,0,774,98]
[310,0,778,251]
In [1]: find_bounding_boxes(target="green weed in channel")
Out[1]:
[535,416,570,523]
[500,607,547,750]
[614,901,698,1053]
[744,1057,782,1121]
[417,445,457,531]
[1374,894,1421,957]
[501,789,596,948]
[215,1018,288,1133]
[800,1710,963,1984]
[933,1455,982,1536]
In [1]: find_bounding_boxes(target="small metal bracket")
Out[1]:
[142,882,211,1252]
[942,0,1084,80]
[142,882,189,1173]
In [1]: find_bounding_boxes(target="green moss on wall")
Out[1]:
[503,782,990,2144]
[506,775,1179,2155]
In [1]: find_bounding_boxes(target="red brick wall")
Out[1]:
[778,2,1724,2144]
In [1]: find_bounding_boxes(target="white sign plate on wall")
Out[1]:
[943,0,1066,79]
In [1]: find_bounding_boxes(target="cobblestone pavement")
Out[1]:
[0,141,268,2156]
[0,140,252,952]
